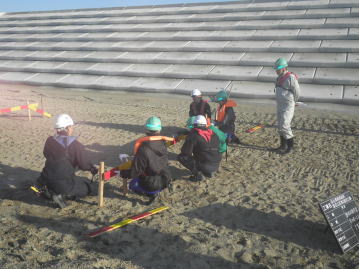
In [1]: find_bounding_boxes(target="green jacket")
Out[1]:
[209,125,227,153]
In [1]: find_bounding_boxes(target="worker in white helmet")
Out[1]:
[189,89,211,125]
[177,115,221,181]
[35,114,98,208]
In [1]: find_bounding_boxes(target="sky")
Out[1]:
[2,0,233,13]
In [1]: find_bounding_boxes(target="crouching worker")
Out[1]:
[189,89,211,125]
[213,90,240,144]
[120,116,174,204]
[178,115,221,182]
[36,114,98,209]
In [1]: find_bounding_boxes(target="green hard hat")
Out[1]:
[145,116,162,131]
[274,58,288,70]
[186,116,195,129]
[215,90,228,102]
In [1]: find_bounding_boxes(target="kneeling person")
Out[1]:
[178,115,221,181]
[124,117,174,203]
[36,114,98,209]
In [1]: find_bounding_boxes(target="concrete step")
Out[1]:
[0,28,357,42]
[0,60,358,86]
[0,40,354,54]
[0,70,356,104]
[1,0,358,22]
[0,0,358,105]
[0,18,358,35]
[1,50,358,68]
[0,9,355,28]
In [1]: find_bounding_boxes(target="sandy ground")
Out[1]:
[0,83,358,269]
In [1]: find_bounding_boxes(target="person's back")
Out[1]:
[132,139,171,192]
[178,115,221,181]
[123,116,173,204]
[184,128,221,167]
[37,114,97,208]
[41,135,86,194]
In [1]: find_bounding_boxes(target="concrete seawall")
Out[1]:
[0,0,358,104]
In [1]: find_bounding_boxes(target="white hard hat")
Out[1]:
[54,114,74,129]
[191,89,202,97]
[193,115,207,126]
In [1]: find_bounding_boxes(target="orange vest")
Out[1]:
[215,100,237,122]
[133,136,175,155]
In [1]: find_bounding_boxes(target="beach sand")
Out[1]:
[0,83,358,269]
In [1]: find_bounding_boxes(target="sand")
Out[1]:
[0,83,358,269]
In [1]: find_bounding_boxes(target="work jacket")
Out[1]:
[181,128,221,166]
[215,99,237,134]
[40,135,93,194]
[189,99,211,119]
[131,136,172,191]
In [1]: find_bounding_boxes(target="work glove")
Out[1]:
[119,153,130,162]
[90,166,98,175]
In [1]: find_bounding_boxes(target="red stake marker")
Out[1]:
[246,124,264,133]
[87,206,169,237]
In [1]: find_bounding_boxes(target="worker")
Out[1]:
[177,115,221,182]
[36,114,98,209]
[213,90,240,144]
[120,116,174,204]
[186,116,227,155]
[273,58,300,154]
[189,89,211,125]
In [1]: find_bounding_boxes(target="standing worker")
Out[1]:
[213,90,240,144]
[189,89,211,125]
[36,114,98,209]
[273,58,300,154]
[120,116,174,204]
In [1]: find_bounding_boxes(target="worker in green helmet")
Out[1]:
[119,116,174,204]
[213,90,240,144]
[273,58,300,154]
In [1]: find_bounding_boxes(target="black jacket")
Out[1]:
[131,139,172,191]
[189,100,211,119]
[40,136,93,194]
[181,128,221,166]
[217,107,236,134]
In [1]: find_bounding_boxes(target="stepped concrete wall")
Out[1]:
[0,0,358,104]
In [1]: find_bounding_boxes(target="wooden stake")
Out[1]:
[122,178,128,196]
[98,162,105,207]
[40,95,44,118]
[26,100,31,121]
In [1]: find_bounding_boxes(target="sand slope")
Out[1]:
[0,84,358,269]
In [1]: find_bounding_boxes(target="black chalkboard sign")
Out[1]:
[319,191,359,253]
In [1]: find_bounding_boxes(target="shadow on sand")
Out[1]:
[182,203,340,254]
[17,214,267,269]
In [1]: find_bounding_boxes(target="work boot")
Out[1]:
[189,171,204,182]
[52,194,67,209]
[282,138,294,154]
[274,136,287,153]
[232,135,241,145]
[145,193,159,206]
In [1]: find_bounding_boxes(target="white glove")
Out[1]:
[119,153,130,162]
[295,102,307,107]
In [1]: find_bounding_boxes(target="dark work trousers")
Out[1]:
[67,177,94,198]
[37,176,94,198]
[177,154,220,178]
